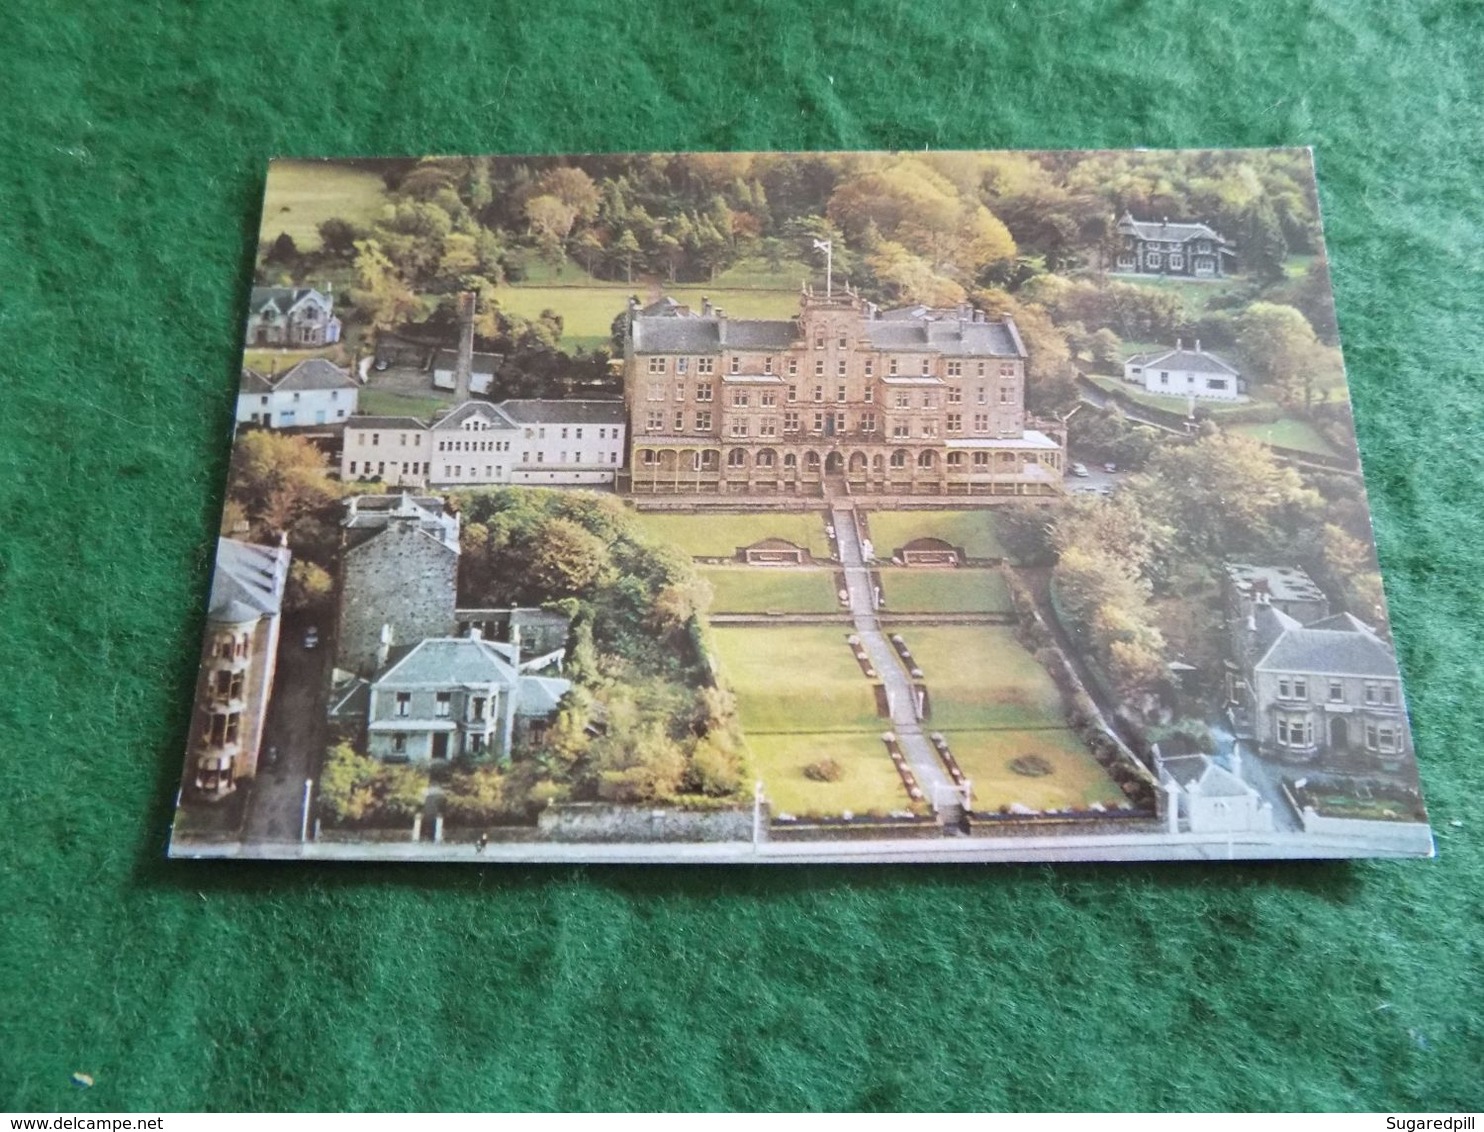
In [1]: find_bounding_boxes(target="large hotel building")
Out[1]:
[621,285,1064,497]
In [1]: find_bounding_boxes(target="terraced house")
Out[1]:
[621,285,1065,496]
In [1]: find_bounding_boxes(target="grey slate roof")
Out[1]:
[864,319,1022,357]
[345,415,428,430]
[432,349,504,374]
[1160,754,1254,798]
[432,401,518,431]
[517,675,572,716]
[1117,214,1230,245]
[251,286,331,314]
[1255,620,1399,678]
[631,317,797,354]
[376,637,519,687]
[1135,346,1239,376]
[240,367,274,394]
[208,538,289,624]
[497,399,625,425]
[274,358,357,391]
[1225,564,1326,604]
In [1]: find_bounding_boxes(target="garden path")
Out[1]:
[830,504,955,807]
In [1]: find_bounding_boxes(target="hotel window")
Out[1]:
[730,420,748,437]
[695,411,711,431]
[861,413,877,433]
[676,357,689,374]
[889,358,898,376]
[946,452,964,468]
[761,390,778,407]
[921,359,931,375]
[787,385,798,403]
[788,358,798,376]
[863,387,874,404]
[815,359,825,377]
[732,390,750,407]
[864,358,874,376]
[947,387,962,404]
[436,692,451,718]
[922,391,938,409]
[838,334,848,348]
[921,420,938,438]
[947,361,962,376]
[731,357,740,374]
[646,411,663,431]
[696,382,713,402]
[728,448,746,467]
[812,413,825,433]
[836,384,847,403]
[759,417,778,437]
[764,357,774,374]
[1329,680,1345,703]
[837,360,847,377]
[976,386,988,405]
[674,383,685,401]
[835,412,846,432]
[895,392,910,409]
[647,382,664,401]
[999,363,1016,378]
[1000,386,1014,404]
[815,335,825,349]
[783,411,800,432]
[813,385,824,402]
[892,420,910,439]
[973,413,989,431]
[977,362,987,377]
[973,452,989,467]
[946,413,962,433]
[648,357,666,374]
[890,450,907,468]
[697,357,715,374]
[674,412,684,431]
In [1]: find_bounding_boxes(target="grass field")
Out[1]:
[1086,372,1272,418]
[701,568,841,614]
[710,626,879,734]
[899,625,1066,731]
[634,511,832,560]
[877,568,1012,614]
[942,728,1125,812]
[491,284,802,353]
[865,510,1008,561]
[747,732,914,818]
[241,345,347,374]
[260,160,389,251]
[358,388,453,419]
[1229,418,1341,457]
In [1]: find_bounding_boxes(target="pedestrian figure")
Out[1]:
[475,833,488,854]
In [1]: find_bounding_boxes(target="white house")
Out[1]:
[431,349,503,396]
[246,286,342,347]
[341,417,431,486]
[1124,340,1243,402]
[340,399,626,488]
[1155,748,1274,835]
[238,359,359,429]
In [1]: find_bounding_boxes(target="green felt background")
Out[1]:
[2,0,1481,1113]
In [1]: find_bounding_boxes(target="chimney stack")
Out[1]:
[701,296,713,317]
[454,290,476,403]
[1195,338,1201,353]
[1175,337,1182,351]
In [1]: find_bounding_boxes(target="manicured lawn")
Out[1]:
[748,732,913,818]
[358,388,453,420]
[865,510,1007,561]
[241,345,346,374]
[633,511,832,559]
[1229,418,1341,457]
[711,256,811,289]
[701,568,841,614]
[877,568,1011,614]
[490,284,803,354]
[1086,373,1267,419]
[260,160,390,251]
[941,729,1126,813]
[710,626,879,734]
[898,625,1066,731]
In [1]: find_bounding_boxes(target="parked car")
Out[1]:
[1071,463,1090,477]
[1103,462,1118,473]
[303,626,320,649]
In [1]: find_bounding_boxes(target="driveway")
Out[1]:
[241,624,330,844]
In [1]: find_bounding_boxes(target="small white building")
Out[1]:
[1124,340,1242,402]
[341,417,431,486]
[1155,748,1274,835]
[431,349,503,396]
[238,359,359,429]
[340,399,626,488]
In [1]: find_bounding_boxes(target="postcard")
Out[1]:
[169,148,1433,862]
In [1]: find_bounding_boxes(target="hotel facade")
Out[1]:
[621,287,1065,497]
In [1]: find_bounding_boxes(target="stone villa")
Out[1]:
[246,285,342,347]
[621,285,1065,497]
[1113,213,1234,277]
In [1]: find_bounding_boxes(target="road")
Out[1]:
[241,623,329,844]
[831,504,954,807]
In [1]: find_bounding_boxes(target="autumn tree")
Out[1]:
[351,238,422,330]
[227,430,341,537]
[1238,302,1335,409]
